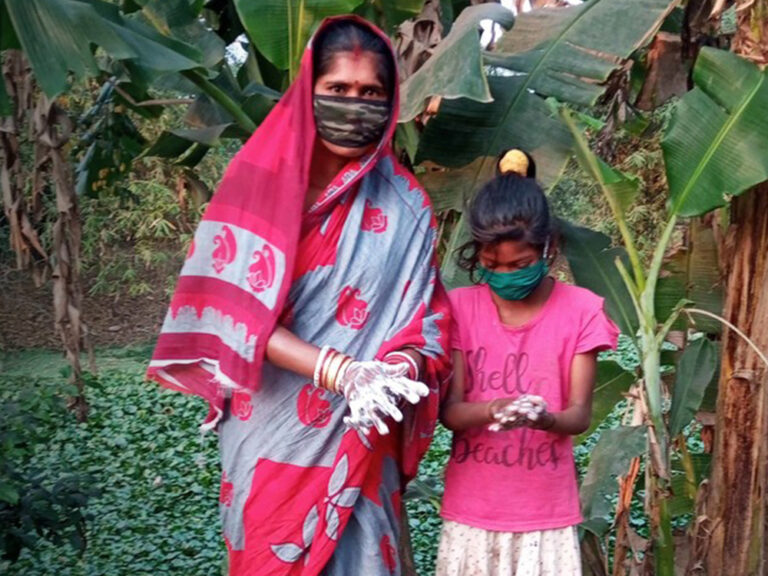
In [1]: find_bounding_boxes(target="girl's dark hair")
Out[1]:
[313,20,396,97]
[458,150,554,281]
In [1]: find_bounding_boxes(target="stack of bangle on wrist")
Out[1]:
[383,350,420,380]
[313,346,352,394]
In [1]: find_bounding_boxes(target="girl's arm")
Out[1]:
[530,350,598,435]
[440,350,497,431]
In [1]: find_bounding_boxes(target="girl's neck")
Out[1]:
[305,141,349,211]
[489,276,555,328]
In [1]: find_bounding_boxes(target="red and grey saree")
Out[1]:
[148,16,450,576]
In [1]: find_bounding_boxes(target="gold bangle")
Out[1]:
[326,352,346,393]
[333,357,353,394]
[320,349,338,391]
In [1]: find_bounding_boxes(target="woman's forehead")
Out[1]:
[317,51,386,83]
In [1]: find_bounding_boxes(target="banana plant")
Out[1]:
[412,0,678,289]
[234,0,426,82]
[233,0,365,82]
[562,47,768,575]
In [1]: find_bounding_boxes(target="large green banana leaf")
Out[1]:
[3,0,203,97]
[655,219,722,333]
[580,425,646,536]
[669,337,717,437]
[0,1,18,50]
[399,3,514,122]
[560,221,639,338]
[663,47,768,217]
[417,0,677,193]
[492,0,678,106]
[234,0,364,79]
[417,74,574,188]
[136,0,225,69]
[355,0,425,32]
[577,360,636,443]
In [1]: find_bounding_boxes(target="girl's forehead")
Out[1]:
[480,239,538,260]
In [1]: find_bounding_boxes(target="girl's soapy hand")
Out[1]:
[488,395,548,432]
[526,407,556,431]
[487,399,523,432]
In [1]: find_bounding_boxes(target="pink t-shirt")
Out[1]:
[441,280,619,532]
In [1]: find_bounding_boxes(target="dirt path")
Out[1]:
[0,265,169,350]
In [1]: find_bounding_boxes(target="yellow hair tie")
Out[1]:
[499,149,529,177]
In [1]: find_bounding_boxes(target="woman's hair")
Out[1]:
[458,149,554,281]
[312,20,396,97]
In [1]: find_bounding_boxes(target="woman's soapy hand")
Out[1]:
[340,360,429,435]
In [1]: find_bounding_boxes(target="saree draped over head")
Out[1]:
[147,15,450,576]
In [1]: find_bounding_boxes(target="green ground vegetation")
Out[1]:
[1,339,652,575]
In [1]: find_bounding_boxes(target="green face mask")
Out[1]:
[313,95,390,148]
[479,259,549,301]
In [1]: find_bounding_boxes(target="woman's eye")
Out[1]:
[330,85,344,94]
[364,88,382,97]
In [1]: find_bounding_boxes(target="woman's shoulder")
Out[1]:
[373,153,434,213]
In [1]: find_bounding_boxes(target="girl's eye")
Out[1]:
[363,88,382,97]
[330,85,345,94]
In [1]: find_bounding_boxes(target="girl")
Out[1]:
[437,149,619,576]
[148,16,450,576]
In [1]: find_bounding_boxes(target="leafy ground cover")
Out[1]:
[2,349,224,576]
[1,339,645,575]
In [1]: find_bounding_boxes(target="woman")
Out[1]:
[147,16,450,576]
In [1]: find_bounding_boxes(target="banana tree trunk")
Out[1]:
[705,187,768,575]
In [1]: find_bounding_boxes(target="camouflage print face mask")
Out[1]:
[313,95,391,148]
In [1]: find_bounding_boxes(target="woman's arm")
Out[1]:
[529,351,597,435]
[266,326,426,383]
[440,350,496,431]
[265,326,321,380]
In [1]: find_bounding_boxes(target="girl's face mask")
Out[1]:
[479,259,549,301]
[478,240,550,301]
[313,95,390,149]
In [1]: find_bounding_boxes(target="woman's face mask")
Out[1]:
[313,51,392,155]
[313,95,390,148]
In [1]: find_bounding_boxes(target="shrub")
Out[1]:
[0,378,96,562]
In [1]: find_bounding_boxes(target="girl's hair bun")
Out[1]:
[498,149,535,178]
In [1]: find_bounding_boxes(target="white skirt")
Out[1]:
[435,520,582,576]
